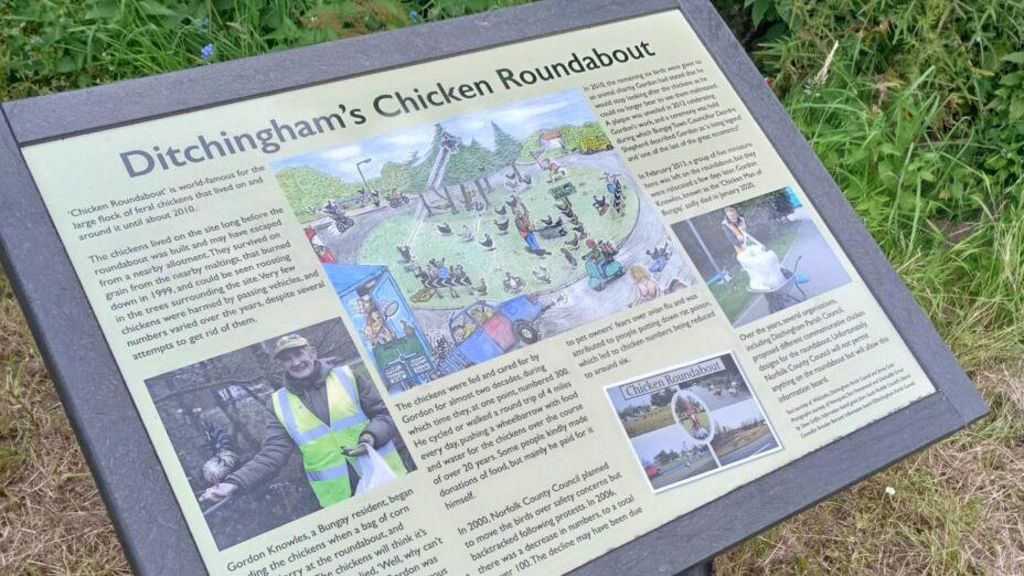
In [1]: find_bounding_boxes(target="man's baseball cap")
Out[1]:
[272,334,309,358]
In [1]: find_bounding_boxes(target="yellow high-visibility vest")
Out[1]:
[271,366,406,507]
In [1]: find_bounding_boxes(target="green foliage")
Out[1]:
[275,166,360,222]
[2,1,1023,573]
[517,129,545,162]
[713,0,797,46]
[443,138,499,187]
[0,0,534,99]
[377,159,414,194]
[558,122,606,152]
[742,0,1024,365]
[409,0,533,20]
[490,121,523,168]
[517,122,608,162]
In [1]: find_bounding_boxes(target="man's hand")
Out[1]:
[199,482,238,503]
[342,433,376,457]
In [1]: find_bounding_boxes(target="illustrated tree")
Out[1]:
[376,160,413,195]
[444,138,499,208]
[518,129,544,163]
[655,449,680,466]
[655,450,672,466]
[559,121,607,151]
[492,121,525,182]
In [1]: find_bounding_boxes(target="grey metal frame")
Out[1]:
[0,1,987,574]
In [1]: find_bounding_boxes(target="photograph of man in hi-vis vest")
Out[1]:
[200,333,408,508]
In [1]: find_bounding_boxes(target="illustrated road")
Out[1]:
[533,152,695,338]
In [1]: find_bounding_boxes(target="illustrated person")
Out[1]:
[198,335,407,508]
[721,206,753,253]
[429,258,459,297]
[511,198,548,256]
[629,265,688,307]
[721,205,787,291]
[387,187,409,208]
[676,396,709,439]
[585,238,616,268]
[364,309,396,345]
[629,266,662,305]
[321,200,353,232]
[548,159,564,181]
[356,294,396,346]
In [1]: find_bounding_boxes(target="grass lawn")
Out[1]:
[710,422,772,459]
[622,405,675,437]
[356,164,640,309]
[2,0,1023,574]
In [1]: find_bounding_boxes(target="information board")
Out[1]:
[0,1,987,575]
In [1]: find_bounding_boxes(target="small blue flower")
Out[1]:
[409,11,421,24]
[201,43,215,61]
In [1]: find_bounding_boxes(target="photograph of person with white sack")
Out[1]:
[673,187,851,327]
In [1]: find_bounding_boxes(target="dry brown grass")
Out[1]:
[1,257,1021,574]
[0,267,128,575]
[717,364,1024,575]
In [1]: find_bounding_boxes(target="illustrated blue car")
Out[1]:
[449,294,547,365]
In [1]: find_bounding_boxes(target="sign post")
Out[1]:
[0,1,986,575]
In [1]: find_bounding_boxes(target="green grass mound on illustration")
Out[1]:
[277,167,365,223]
[358,164,640,309]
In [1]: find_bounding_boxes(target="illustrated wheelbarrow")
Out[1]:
[537,219,568,239]
[747,255,807,313]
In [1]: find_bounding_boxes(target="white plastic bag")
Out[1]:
[354,444,398,495]
[738,244,786,291]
